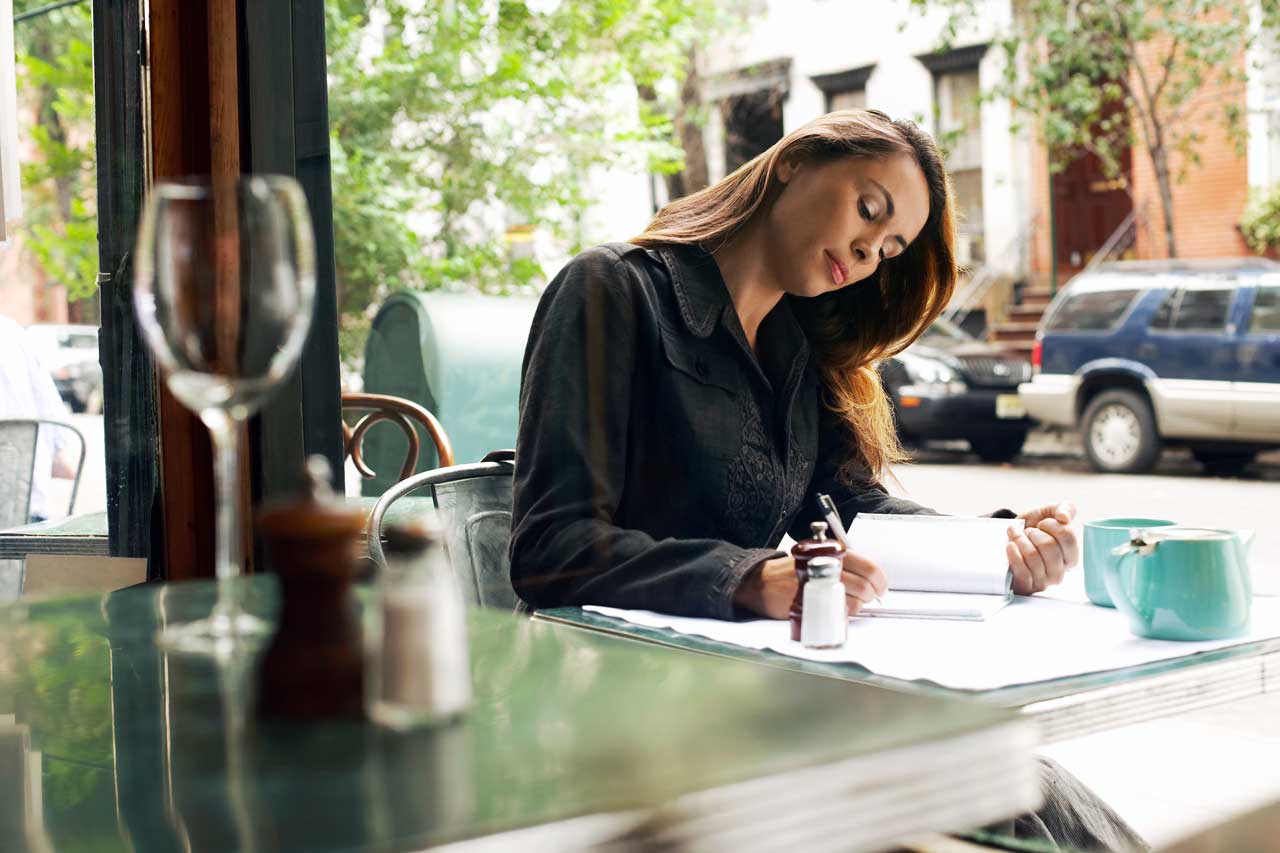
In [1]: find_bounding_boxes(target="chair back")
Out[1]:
[0,419,86,528]
[367,450,520,611]
[0,420,37,530]
[342,392,454,484]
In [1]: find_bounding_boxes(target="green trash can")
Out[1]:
[360,291,539,497]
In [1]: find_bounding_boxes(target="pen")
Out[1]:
[816,493,882,605]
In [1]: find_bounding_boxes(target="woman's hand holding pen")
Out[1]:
[1007,501,1079,595]
[733,553,889,619]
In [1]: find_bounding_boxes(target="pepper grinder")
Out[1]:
[788,520,845,642]
[256,456,367,718]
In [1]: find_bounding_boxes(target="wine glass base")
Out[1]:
[156,611,272,656]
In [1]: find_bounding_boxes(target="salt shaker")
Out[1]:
[801,555,848,649]
[366,521,472,729]
[789,521,845,641]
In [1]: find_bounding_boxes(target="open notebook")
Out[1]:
[846,514,1023,621]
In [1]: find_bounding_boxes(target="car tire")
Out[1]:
[1081,389,1161,473]
[968,432,1027,463]
[1191,449,1255,477]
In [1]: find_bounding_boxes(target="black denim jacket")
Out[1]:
[509,242,941,619]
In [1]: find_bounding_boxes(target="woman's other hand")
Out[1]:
[734,552,888,619]
[1007,501,1079,595]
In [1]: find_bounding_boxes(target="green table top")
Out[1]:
[0,578,1027,852]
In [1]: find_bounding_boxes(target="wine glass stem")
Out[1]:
[207,415,245,629]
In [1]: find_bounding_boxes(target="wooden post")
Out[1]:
[147,0,250,580]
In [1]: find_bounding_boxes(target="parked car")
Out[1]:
[24,323,103,414]
[882,317,1034,462]
[1018,259,1280,474]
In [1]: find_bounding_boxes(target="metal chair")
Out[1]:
[342,392,455,485]
[0,418,87,601]
[366,450,521,612]
[0,418,87,529]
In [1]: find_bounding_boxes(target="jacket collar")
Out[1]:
[653,243,731,339]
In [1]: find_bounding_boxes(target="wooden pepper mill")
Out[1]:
[788,521,846,642]
[256,456,368,718]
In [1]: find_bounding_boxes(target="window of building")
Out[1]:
[811,65,874,114]
[937,67,983,265]
[721,90,786,173]
[918,44,987,268]
[710,59,791,174]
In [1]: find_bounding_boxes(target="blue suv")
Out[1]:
[1018,259,1280,474]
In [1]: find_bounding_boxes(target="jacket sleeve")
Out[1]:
[509,247,780,619]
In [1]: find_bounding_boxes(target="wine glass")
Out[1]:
[134,175,316,655]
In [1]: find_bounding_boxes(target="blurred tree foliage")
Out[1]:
[910,0,1280,258]
[1240,183,1280,255]
[325,0,744,358]
[12,0,97,303]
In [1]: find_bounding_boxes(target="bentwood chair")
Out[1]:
[341,392,454,485]
[366,449,521,612]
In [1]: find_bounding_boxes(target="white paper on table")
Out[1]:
[584,574,1280,691]
[858,590,1011,621]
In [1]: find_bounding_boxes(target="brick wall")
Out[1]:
[1130,40,1252,260]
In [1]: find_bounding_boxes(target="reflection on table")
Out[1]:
[0,577,1039,851]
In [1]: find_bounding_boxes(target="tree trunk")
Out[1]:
[1150,142,1178,258]
[636,48,710,204]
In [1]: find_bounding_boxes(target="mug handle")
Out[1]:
[1105,541,1145,624]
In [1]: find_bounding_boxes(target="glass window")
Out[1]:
[937,68,983,264]
[1249,286,1280,334]
[1045,288,1139,332]
[3,1,106,538]
[1171,287,1233,332]
[829,88,866,111]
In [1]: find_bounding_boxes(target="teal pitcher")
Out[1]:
[1106,527,1253,641]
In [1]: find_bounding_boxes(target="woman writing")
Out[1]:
[509,109,1076,620]
[509,109,1147,851]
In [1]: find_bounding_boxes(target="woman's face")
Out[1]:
[763,152,931,298]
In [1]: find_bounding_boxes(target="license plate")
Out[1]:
[996,394,1026,419]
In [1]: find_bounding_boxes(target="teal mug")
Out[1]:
[1106,527,1254,641]
[1084,518,1177,607]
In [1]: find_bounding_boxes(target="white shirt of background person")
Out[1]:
[0,314,76,522]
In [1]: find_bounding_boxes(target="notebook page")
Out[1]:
[847,514,1022,596]
[857,590,1011,621]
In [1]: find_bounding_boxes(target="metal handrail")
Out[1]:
[1079,204,1143,278]
[941,212,1040,327]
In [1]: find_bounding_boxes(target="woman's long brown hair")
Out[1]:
[633,110,957,483]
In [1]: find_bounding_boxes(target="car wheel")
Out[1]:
[968,432,1027,463]
[1081,389,1161,473]
[1191,449,1255,477]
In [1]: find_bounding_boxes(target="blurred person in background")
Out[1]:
[0,312,77,523]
